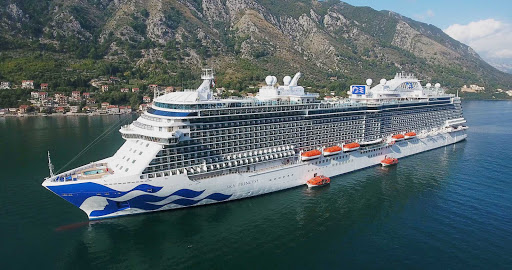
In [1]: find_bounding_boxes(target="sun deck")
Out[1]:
[51,163,114,182]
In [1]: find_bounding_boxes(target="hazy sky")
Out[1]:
[342,0,512,66]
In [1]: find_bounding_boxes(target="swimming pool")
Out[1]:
[83,169,104,175]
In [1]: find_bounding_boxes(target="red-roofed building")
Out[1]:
[40,83,49,90]
[149,84,158,91]
[143,96,151,103]
[22,80,34,89]
[165,86,175,93]
[119,106,132,114]
[107,105,120,114]
[19,105,29,113]
[39,92,48,99]
[72,91,81,98]
[132,88,139,93]
[56,107,66,113]
[101,102,110,109]
[82,92,91,99]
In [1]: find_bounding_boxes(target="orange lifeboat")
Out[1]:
[306,175,330,188]
[405,132,416,139]
[381,157,398,167]
[343,142,360,152]
[391,134,405,141]
[323,146,342,156]
[301,149,322,161]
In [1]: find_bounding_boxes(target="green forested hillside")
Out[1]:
[0,0,510,103]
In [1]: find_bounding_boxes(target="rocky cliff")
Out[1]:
[1,0,511,90]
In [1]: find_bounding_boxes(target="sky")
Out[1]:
[341,0,512,71]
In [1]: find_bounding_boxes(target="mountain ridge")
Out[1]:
[0,0,511,93]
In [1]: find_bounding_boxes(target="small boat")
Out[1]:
[343,142,360,152]
[306,175,330,188]
[323,146,342,156]
[405,132,416,139]
[391,134,404,141]
[381,157,398,166]
[301,149,322,161]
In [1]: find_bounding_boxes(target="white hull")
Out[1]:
[300,155,321,161]
[45,130,467,219]
[323,150,341,156]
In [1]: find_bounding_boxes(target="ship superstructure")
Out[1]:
[42,69,467,219]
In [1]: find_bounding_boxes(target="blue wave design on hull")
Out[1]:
[47,183,164,207]
[90,192,232,217]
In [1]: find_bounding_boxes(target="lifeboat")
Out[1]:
[323,146,342,156]
[301,149,322,161]
[306,175,330,188]
[381,157,398,167]
[343,142,360,152]
[405,132,416,139]
[391,134,405,141]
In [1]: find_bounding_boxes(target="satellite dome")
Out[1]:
[265,76,273,86]
[380,79,387,85]
[426,83,432,88]
[283,76,292,86]
[366,79,373,86]
[435,83,441,88]
[271,76,278,85]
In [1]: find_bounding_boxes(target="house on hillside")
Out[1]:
[119,106,132,114]
[132,88,139,93]
[101,85,109,92]
[461,84,485,93]
[19,105,30,113]
[22,80,34,89]
[70,106,80,113]
[121,88,129,93]
[31,92,40,99]
[41,83,49,90]
[0,82,11,89]
[143,96,151,103]
[107,105,120,114]
[101,102,110,109]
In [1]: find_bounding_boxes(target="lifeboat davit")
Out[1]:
[391,134,405,141]
[343,142,360,152]
[306,175,331,188]
[301,149,322,161]
[323,146,342,156]
[405,132,416,139]
[381,157,398,167]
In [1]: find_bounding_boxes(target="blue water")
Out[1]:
[0,101,511,269]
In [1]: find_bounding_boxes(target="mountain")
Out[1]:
[1,0,511,94]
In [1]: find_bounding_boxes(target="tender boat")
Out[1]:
[391,134,405,142]
[306,175,331,188]
[323,146,342,156]
[343,142,360,152]
[301,149,322,161]
[381,157,399,166]
[405,132,416,139]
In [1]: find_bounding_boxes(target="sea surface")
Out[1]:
[0,101,511,270]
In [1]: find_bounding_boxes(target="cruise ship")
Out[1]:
[42,69,468,219]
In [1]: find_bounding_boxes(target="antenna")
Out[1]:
[48,151,55,177]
